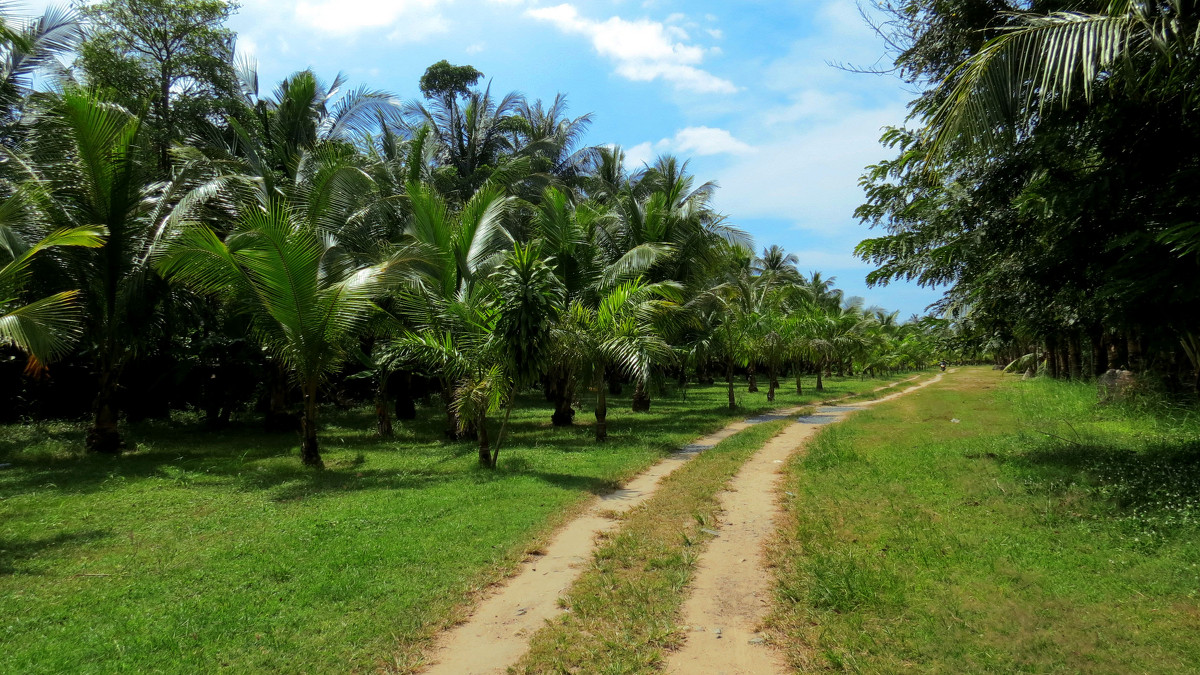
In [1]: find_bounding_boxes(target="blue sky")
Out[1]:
[51,0,946,317]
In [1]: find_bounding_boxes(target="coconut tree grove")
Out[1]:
[0,3,954,469]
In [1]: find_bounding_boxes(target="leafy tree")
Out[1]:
[78,0,240,171]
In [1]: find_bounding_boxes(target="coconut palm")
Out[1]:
[159,202,420,467]
[929,0,1200,156]
[0,4,81,135]
[18,90,170,453]
[405,82,523,201]
[0,219,104,367]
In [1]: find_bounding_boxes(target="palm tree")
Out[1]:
[0,4,81,136]
[562,277,677,441]
[754,245,801,285]
[159,202,420,467]
[400,181,513,437]
[529,185,664,424]
[405,82,523,201]
[20,90,166,453]
[488,243,564,461]
[0,221,104,367]
[929,1,1200,156]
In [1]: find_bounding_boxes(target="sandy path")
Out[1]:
[421,407,809,674]
[665,373,943,675]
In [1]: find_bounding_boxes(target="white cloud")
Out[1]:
[713,104,906,237]
[671,126,752,156]
[621,126,751,168]
[623,141,656,168]
[287,0,451,38]
[465,43,485,54]
[527,4,736,94]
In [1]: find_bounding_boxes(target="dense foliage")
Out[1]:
[856,0,1200,389]
[0,2,951,467]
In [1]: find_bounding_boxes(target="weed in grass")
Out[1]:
[806,547,906,612]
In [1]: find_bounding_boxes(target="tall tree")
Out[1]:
[78,0,239,172]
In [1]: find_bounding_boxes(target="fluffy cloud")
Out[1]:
[527,4,736,94]
[621,126,751,168]
[672,126,752,156]
[712,104,906,236]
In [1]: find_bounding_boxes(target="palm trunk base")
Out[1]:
[478,421,493,468]
[376,403,393,437]
[551,405,575,426]
[85,424,124,455]
[631,381,651,412]
[300,436,323,468]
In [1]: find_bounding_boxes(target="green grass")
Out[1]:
[770,367,1200,672]
[0,374,910,673]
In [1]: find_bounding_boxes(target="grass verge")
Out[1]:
[514,416,798,674]
[769,367,1200,672]
[0,375,909,673]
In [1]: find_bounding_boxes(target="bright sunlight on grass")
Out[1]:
[770,367,1200,672]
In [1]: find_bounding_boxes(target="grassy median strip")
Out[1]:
[769,367,1200,672]
[514,415,799,674]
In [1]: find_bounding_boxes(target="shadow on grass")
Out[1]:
[0,529,112,575]
[0,381,842,503]
[1006,438,1200,533]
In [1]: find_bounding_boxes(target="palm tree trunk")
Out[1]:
[86,364,123,454]
[595,367,608,441]
[726,357,736,409]
[747,363,758,392]
[300,380,323,468]
[550,373,575,426]
[1068,335,1082,380]
[767,362,777,402]
[394,371,416,420]
[631,379,651,412]
[795,363,803,395]
[1046,336,1060,378]
[816,362,825,392]
[478,411,492,467]
[375,373,393,437]
[441,378,459,439]
[491,383,518,467]
[1090,326,1108,376]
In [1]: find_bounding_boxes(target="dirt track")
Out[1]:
[421,374,942,674]
[664,374,943,674]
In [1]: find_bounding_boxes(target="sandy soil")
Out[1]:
[664,373,943,675]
